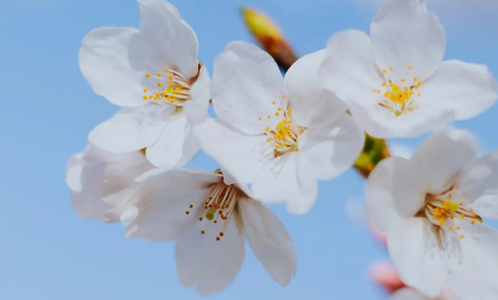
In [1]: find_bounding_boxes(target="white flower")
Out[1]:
[321,0,497,138]
[121,167,297,295]
[367,128,498,300]
[79,0,211,167]
[194,41,364,214]
[65,144,154,222]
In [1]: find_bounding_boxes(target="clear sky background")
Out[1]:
[0,0,497,299]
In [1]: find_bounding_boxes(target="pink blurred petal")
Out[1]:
[369,261,406,293]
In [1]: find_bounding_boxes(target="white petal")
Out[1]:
[421,60,497,120]
[123,168,219,241]
[66,152,85,192]
[79,27,145,107]
[84,144,149,166]
[284,50,348,128]
[391,288,431,300]
[288,162,319,215]
[387,218,448,298]
[146,114,200,167]
[176,212,245,295]
[194,118,266,184]
[211,41,286,135]
[252,153,317,215]
[371,0,445,82]
[72,192,114,222]
[183,66,211,124]
[446,223,498,300]
[458,150,498,219]
[411,128,478,194]
[239,198,296,285]
[297,113,364,181]
[88,104,174,153]
[321,30,383,109]
[366,157,424,233]
[137,0,199,78]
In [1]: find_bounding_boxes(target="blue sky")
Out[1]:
[0,0,497,299]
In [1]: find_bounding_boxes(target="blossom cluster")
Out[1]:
[66,0,498,298]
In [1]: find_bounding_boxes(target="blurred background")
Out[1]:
[0,0,497,299]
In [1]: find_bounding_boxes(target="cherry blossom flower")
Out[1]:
[121,167,296,295]
[195,41,364,214]
[367,128,498,299]
[79,0,210,167]
[321,0,497,138]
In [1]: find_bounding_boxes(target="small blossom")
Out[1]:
[367,128,498,300]
[79,0,211,167]
[321,0,497,138]
[122,167,297,295]
[195,41,364,214]
[65,144,154,222]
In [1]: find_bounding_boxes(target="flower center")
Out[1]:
[185,169,243,241]
[375,66,423,116]
[423,187,482,239]
[258,98,304,158]
[142,67,194,106]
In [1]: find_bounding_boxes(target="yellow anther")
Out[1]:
[282,95,285,99]
[470,208,474,212]
[382,70,386,74]
[401,79,405,82]
[268,115,271,119]
[157,72,162,77]
[149,95,153,99]
[389,67,393,71]
[417,93,421,97]
[258,117,262,120]
[272,101,276,105]
[278,107,282,111]
[459,202,463,205]
[157,82,162,87]
[265,127,270,132]
[382,82,386,87]
[413,77,418,82]
[373,89,376,92]
[143,95,148,100]
[164,68,169,73]
[461,214,465,219]
[472,221,476,225]
[166,87,174,94]
[154,96,158,100]
[145,73,150,78]
[143,88,148,93]
[408,65,412,70]
[169,74,174,79]
[460,235,464,239]
[275,112,279,116]
[456,226,461,230]
[275,145,279,149]
[267,138,271,142]
[448,226,453,230]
